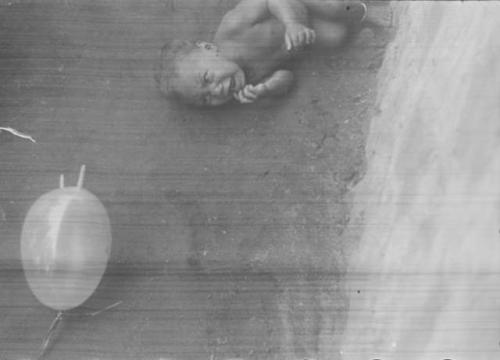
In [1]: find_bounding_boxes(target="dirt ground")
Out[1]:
[0,1,391,359]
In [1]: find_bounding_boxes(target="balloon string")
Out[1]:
[87,300,122,317]
[37,311,64,360]
[65,300,123,317]
[36,301,122,359]
[76,164,86,189]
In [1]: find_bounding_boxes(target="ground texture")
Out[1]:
[0,1,391,359]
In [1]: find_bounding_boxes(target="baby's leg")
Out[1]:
[301,0,366,24]
[311,18,347,49]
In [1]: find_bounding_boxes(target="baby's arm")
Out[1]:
[234,70,294,104]
[267,0,316,50]
[217,0,315,50]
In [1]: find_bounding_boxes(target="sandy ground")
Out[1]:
[342,2,500,360]
[0,1,391,359]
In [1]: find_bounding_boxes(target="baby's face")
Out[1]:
[174,42,245,106]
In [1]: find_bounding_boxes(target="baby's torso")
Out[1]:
[214,18,292,84]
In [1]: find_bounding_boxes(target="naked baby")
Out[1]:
[157,0,368,106]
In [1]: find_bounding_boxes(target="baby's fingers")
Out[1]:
[242,86,259,100]
[305,29,316,45]
[234,89,256,104]
[299,28,315,46]
[291,32,305,49]
[234,93,252,104]
[285,34,293,51]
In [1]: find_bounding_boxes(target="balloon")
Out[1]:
[21,165,112,311]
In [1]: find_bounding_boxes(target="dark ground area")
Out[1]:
[0,1,392,359]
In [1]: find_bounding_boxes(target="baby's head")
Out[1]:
[156,39,246,106]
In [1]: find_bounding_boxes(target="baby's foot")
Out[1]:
[303,0,366,23]
[360,2,368,22]
[345,1,368,24]
[356,2,387,35]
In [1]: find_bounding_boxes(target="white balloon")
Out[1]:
[21,166,112,311]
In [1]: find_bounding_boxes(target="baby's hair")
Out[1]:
[155,39,198,99]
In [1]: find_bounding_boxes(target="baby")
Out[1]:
[157,0,368,106]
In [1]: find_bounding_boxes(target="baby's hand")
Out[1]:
[284,23,315,51]
[233,83,267,104]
